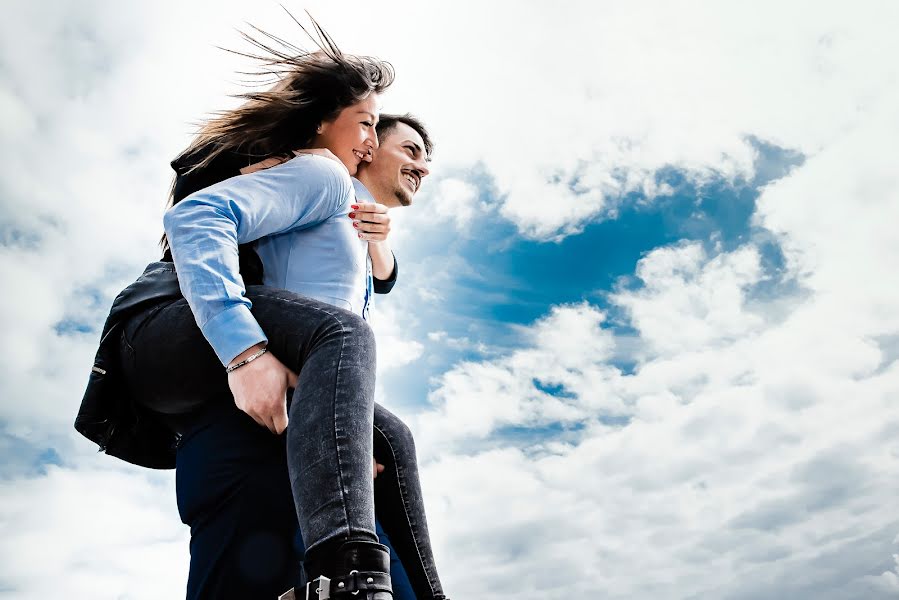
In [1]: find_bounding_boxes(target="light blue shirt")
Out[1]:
[163,154,373,366]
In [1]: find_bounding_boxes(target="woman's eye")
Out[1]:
[362,121,374,127]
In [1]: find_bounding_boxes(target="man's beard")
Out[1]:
[394,187,412,207]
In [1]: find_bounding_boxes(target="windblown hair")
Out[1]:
[175,14,394,173]
[160,12,394,252]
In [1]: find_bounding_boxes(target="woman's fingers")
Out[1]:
[348,203,391,242]
[350,202,388,215]
[286,368,299,389]
[228,351,294,435]
[353,221,389,234]
[272,404,289,435]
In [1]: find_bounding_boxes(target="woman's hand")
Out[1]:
[227,344,298,435]
[349,202,391,242]
[373,457,386,479]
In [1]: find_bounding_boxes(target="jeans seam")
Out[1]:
[331,310,353,542]
[252,290,358,547]
[374,423,438,597]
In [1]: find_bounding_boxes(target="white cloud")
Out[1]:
[412,85,899,596]
[371,301,424,372]
[0,463,188,600]
[431,178,483,231]
[3,1,899,598]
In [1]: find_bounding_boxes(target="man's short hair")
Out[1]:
[377,113,434,160]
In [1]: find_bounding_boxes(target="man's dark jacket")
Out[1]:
[74,262,183,469]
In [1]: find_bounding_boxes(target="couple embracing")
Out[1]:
[76,19,449,600]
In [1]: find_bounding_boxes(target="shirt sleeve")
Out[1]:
[163,155,354,365]
[372,253,398,294]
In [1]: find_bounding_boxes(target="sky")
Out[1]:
[2,1,899,598]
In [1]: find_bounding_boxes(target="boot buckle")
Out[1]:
[305,576,331,599]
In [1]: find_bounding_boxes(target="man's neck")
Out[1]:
[352,177,380,204]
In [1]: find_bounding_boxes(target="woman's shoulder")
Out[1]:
[281,153,353,192]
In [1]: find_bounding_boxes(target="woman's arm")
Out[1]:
[164,155,353,366]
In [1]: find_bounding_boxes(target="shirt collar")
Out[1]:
[352,178,376,203]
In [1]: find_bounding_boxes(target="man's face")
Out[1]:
[357,122,430,208]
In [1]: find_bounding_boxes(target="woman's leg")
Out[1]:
[373,405,446,599]
[121,285,387,595]
[247,288,379,555]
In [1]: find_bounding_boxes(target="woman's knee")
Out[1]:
[325,308,376,355]
[374,407,417,460]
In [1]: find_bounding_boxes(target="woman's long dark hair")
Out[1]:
[160,11,394,252]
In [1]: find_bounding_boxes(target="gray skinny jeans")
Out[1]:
[121,284,445,597]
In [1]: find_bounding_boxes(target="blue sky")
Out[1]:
[380,140,804,414]
[2,2,899,599]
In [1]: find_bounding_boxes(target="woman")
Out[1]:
[119,22,444,600]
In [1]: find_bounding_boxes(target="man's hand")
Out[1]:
[227,344,298,435]
[349,203,391,242]
[373,457,386,479]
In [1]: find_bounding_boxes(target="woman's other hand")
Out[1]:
[227,344,298,434]
[349,202,391,242]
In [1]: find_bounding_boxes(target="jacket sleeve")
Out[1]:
[372,253,398,294]
[163,156,353,365]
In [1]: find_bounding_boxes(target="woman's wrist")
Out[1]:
[227,343,267,373]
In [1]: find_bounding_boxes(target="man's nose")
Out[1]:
[415,158,429,179]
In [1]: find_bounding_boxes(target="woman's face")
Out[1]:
[313,94,380,176]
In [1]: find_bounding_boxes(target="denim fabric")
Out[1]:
[374,406,445,599]
[121,285,446,598]
[121,286,379,555]
[173,401,418,600]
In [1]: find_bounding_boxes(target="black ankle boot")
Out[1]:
[304,540,392,599]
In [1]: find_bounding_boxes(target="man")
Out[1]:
[163,114,439,599]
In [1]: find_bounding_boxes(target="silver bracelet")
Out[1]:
[225,347,268,373]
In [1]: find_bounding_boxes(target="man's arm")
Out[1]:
[163,155,353,366]
[372,250,398,294]
[369,242,396,281]
[351,201,398,292]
